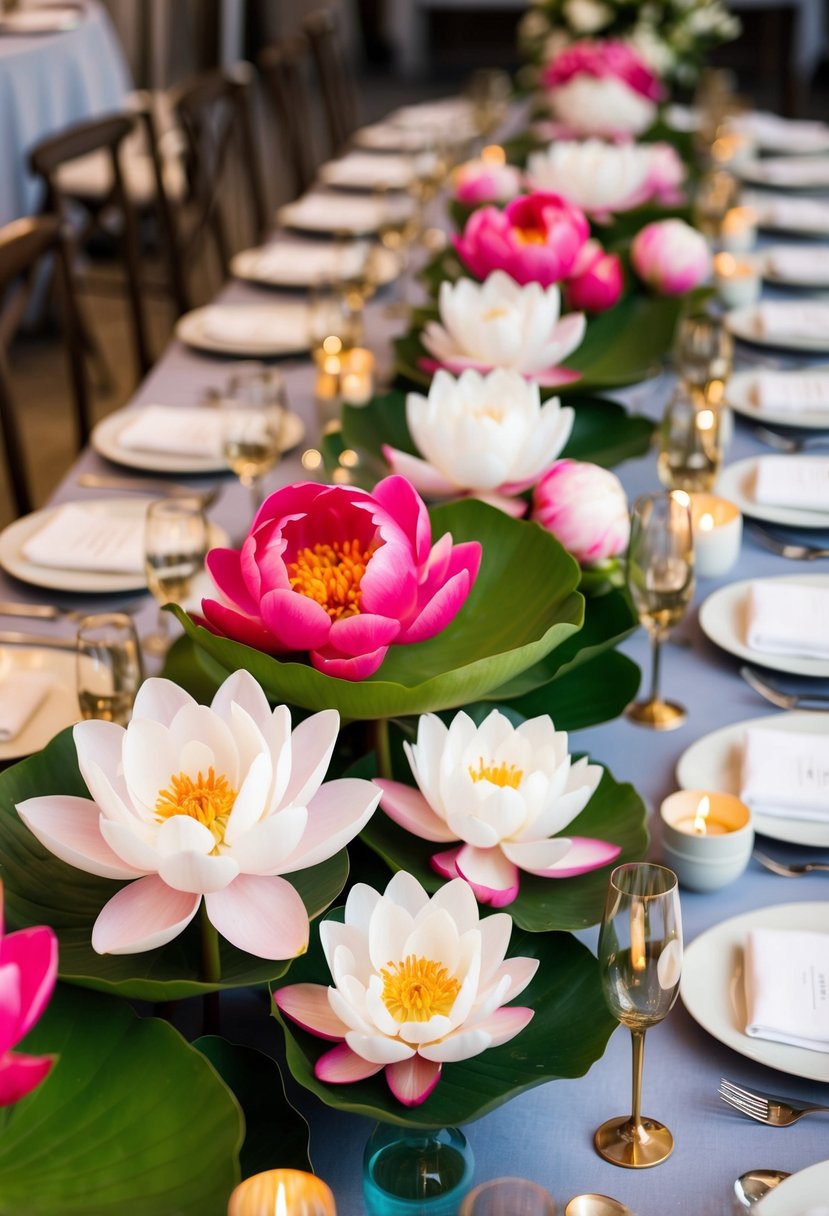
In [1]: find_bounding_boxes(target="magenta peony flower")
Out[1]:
[541,40,664,139]
[566,240,624,313]
[0,887,57,1106]
[453,158,523,206]
[631,218,711,296]
[453,192,590,288]
[202,477,481,680]
[532,459,630,564]
[542,39,663,102]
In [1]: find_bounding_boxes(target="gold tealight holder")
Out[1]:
[228,1169,336,1216]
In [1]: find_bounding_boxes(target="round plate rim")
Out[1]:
[726,305,829,354]
[727,368,829,430]
[175,305,310,357]
[718,456,829,528]
[698,573,829,677]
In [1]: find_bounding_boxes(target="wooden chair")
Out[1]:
[29,113,153,379]
[0,216,89,517]
[257,35,320,199]
[171,64,269,301]
[302,9,360,157]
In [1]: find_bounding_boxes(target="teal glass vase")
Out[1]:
[362,1122,475,1216]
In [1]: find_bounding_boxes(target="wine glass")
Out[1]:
[465,68,511,140]
[626,492,694,730]
[374,184,419,317]
[143,498,209,657]
[219,364,288,515]
[594,862,682,1170]
[657,383,724,493]
[674,312,734,400]
[76,612,143,725]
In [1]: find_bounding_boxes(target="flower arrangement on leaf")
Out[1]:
[375,709,620,906]
[18,671,381,960]
[0,887,57,1105]
[540,40,663,139]
[525,139,685,221]
[275,872,537,1105]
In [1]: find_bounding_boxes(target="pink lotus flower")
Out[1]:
[566,240,624,313]
[375,708,617,907]
[532,459,630,564]
[0,888,57,1106]
[647,143,687,207]
[453,192,590,288]
[631,218,711,296]
[202,477,481,681]
[453,158,523,205]
[18,671,381,959]
[276,872,537,1105]
[542,40,664,140]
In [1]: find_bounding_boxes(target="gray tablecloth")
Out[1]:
[6,195,829,1212]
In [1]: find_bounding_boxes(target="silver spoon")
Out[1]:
[565,1197,634,1216]
[734,1169,790,1208]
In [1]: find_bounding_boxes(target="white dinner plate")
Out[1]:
[676,710,829,847]
[0,647,79,762]
[726,305,829,353]
[698,573,829,678]
[353,123,437,153]
[728,368,829,430]
[318,153,420,192]
[229,242,398,291]
[732,111,829,156]
[681,903,829,1083]
[718,457,829,528]
[92,406,305,473]
[0,499,226,594]
[745,192,829,238]
[277,193,414,237]
[755,1160,829,1214]
[738,157,829,191]
[762,245,829,289]
[0,7,80,33]
[175,304,310,357]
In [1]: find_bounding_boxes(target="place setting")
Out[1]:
[728,366,829,430]
[726,300,829,354]
[717,453,829,529]
[174,298,314,358]
[229,236,399,293]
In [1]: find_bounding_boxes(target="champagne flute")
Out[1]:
[594,862,682,1170]
[143,498,209,657]
[220,364,288,515]
[674,312,734,400]
[626,492,694,730]
[76,612,143,725]
[657,383,724,493]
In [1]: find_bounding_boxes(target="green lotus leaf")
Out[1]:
[178,498,584,720]
[503,649,641,731]
[0,729,348,1000]
[0,986,242,1215]
[195,1037,311,1177]
[273,910,616,1128]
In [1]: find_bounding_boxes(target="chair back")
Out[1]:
[303,8,359,156]
[257,35,319,198]
[0,216,89,517]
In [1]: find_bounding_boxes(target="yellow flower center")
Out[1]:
[481,306,508,322]
[380,954,461,1024]
[468,757,524,789]
[155,767,237,849]
[287,539,373,620]
[513,226,547,246]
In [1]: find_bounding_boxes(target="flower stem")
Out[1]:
[373,716,393,781]
[200,903,222,985]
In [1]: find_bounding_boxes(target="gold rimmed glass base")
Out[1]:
[593,1115,674,1169]
[626,698,687,730]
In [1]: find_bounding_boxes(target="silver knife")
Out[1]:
[0,631,77,651]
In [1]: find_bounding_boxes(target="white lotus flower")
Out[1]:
[18,671,381,959]
[421,271,586,387]
[275,871,538,1105]
[527,139,662,218]
[382,368,574,514]
[375,709,619,906]
[550,76,657,139]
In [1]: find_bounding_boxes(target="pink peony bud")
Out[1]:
[631,219,711,296]
[453,159,523,205]
[566,240,624,313]
[532,459,630,564]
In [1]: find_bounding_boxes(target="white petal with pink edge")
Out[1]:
[274,983,346,1040]
[385,1056,442,1106]
[281,778,381,872]
[18,796,143,880]
[91,876,201,954]
[315,1043,385,1085]
[374,779,456,843]
[344,1031,414,1065]
[204,873,309,960]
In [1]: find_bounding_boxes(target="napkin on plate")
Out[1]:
[22,503,145,574]
[199,305,306,351]
[0,672,53,742]
[752,302,829,342]
[753,196,829,231]
[741,725,829,821]
[279,193,386,232]
[243,240,366,284]
[750,157,829,187]
[117,405,223,459]
[754,456,829,512]
[354,123,433,152]
[750,371,829,413]
[744,927,829,1051]
[765,247,829,284]
[745,580,829,659]
[734,111,829,152]
[321,153,416,189]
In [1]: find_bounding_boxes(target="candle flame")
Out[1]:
[693,795,711,835]
[697,409,715,432]
[631,900,646,972]
[699,512,715,532]
[275,1182,287,1216]
[715,252,736,276]
[481,143,506,165]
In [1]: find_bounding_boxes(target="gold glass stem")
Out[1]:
[648,633,662,706]
[630,1028,646,1132]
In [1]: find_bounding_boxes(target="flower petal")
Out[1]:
[315,1043,384,1085]
[274,983,346,1040]
[281,709,340,808]
[205,873,309,960]
[454,844,520,907]
[17,796,144,880]
[385,1056,442,1106]
[92,877,201,954]
[0,1052,54,1106]
[512,835,621,878]
[374,779,457,843]
[423,1006,534,1061]
[345,1031,414,1065]
[0,927,57,1046]
[281,778,380,872]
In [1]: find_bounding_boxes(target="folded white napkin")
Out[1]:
[766,246,829,284]
[745,927,829,1051]
[750,157,829,187]
[752,302,829,342]
[355,123,434,152]
[117,405,223,459]
[199,305,307,351]
[735,111,829,153]
[279,193,390,233]
[753,196,829,232]
[321,153,417,190]
[746,581,829,659]
[245,240,368,284]
[22,503,145,574]
[741,726,829,821]
[754,456,829,512]
[0,672,53,742]
[391,99,475,131]
[750,371,829,413]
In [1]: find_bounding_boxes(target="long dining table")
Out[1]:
[4,115,829,1213]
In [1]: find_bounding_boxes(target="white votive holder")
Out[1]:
[714,252,762,308]
[687,491,742,578]
[719,205,757,253]
[660,789,753,892]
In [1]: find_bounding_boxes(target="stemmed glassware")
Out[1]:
[143,497,209,657]
[594,862,683,1169]
[674,312,734,402]
[219,363,288,515]
[76,612,143,725]
[657,383,724,493]
[625,492,695,730]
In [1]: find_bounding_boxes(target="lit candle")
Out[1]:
[714,252,761,308]
[710,130,754,170]
[686,491,742,578]
[674,794,728,836]
[340,347,375,406]
[227,1169,336,1216]
[480,143,506,165]
[659,789,754,892]
[720,205,757,254]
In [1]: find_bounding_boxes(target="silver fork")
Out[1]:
[719,1078,829,1126]
[739,665,829,710]
[747,522,829,561]
[752,425,829,454]
[754,849,829,877]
